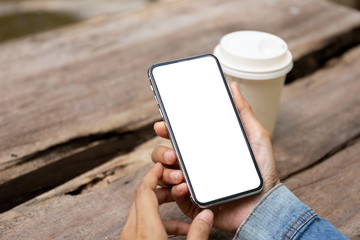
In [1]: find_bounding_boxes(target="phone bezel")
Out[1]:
[148,54,263,207]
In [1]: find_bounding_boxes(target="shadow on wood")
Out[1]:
[0,11,80,42]
[0,124,155,213]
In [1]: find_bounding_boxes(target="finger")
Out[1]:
[229,82,260,126]
[157,179,172,188]
[120,203,136,239]
[157,168,184,187]
[126,203,136,227]
[155,187,174,205]
[187,209,214,240]
[171,183,200,218]
[135,163,164,231]
[154,121,169,139]
[229,82,268,137]
[171,183,189,200]
[163,168,184,185]
[162,219,191,236]
[139,162,164,190]
[151,146,178,166]
[229,82,248,113]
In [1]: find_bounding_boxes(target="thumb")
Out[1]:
[187,209,213,240]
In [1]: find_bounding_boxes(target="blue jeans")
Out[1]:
[233,184,348,240]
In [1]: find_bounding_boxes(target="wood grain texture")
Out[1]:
[34,136,171,200]
[0,165,148,240]
[1,0,360,172]
[1,45,359,239]
[0,0,152,19]
[0,126,155,212]
[284,139,360,239]
[0,136,233,240]
[274,45,360,179]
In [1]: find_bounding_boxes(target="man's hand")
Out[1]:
[120,163,214,240]
[151,82,280,233]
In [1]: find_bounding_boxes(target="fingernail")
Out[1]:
[170,171,179,182]
[175,183,185,193]
[164,150,173,164]
[198,209,214,226]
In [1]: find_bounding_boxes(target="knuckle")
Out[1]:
[151,145,164,162]
[261,128,271,139]
[246,102,252,111]
[254,127,271,140]
[151,147,159,162]
[244,101,253,112]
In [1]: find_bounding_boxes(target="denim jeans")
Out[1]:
[233,184,348,240]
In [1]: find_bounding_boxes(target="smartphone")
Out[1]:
[148,54,263,207]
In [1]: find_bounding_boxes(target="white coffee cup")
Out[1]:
[214,31,293,135]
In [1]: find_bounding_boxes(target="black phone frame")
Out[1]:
[148,54,263,207]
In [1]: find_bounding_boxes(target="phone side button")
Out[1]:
[158,108,164,119]
[150,85,154,91]
[154,95,159,105]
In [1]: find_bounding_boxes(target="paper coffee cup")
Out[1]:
[214,31,293,135]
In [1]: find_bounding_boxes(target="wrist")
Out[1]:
[233,183,317,240]
[228,178,281,232]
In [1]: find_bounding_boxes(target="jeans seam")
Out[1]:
[282,210,316,240]
[281,209,312,240]
[234,183,284,239]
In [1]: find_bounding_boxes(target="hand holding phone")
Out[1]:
[149,55,263,207]
[120,163,214,240]
[151,81,280,233]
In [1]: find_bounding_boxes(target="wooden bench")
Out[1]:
[0,0,359,239]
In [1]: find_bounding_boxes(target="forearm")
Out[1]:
[233,184,348,240]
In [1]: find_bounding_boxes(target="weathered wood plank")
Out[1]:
[0,126,155,212]
[0,0,152,19]
[1,0,360,175]
[1,138,358,239]
[0,0,155,43]
[274,45,360,179]
[0,166,148,240]
[1,45,359,239]
[35,136,171,200]
[0,134,232,240]
[284,139,360,239]
[24,45,360,202]
[0,136,163,239]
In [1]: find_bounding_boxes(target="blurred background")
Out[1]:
[0,0,162,42]
[0,0,359,43]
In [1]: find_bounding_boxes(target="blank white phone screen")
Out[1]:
[152,55,261,204]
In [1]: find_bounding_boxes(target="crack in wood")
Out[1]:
[2,127,145,171]
[65,164,128,196]
[281,132,360,182]
[0,124,156,214]
[286,26,360,84]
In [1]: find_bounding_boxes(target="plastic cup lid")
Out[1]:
[214,31,293,80]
